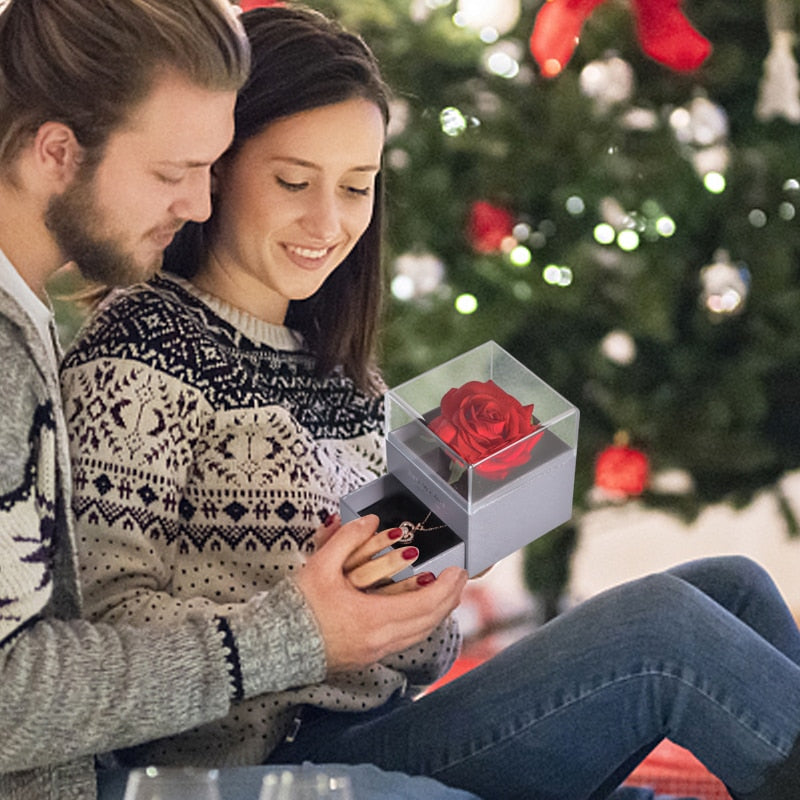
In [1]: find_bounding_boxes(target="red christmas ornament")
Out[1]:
[594,441,650,496]
[529,0,712,78]
[238,0,283,11]
[467,201,514,254]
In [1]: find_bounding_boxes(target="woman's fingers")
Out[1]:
[348,543,420,589]
[343,525,405,572]
[372,571,437,595]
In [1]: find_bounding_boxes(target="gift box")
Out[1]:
[341,341,579,578]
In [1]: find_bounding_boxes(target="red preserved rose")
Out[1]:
[428,379,541,480]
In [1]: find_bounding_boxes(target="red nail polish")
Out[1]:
[416,572,436,586]
[402,547,419,561]
[387,527,403,540]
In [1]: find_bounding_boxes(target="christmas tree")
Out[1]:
[298,0,800,604]
[51,0,800,605]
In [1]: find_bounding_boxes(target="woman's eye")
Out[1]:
[346,186,371,197]
[157,173,183,185]
[276,177,308,192]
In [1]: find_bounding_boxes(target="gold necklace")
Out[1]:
[397,511,448,543]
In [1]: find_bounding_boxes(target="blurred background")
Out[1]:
[51,0,800,637]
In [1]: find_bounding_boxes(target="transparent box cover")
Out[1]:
[341,341,579,576]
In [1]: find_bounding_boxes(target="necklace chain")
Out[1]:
[397,511,447,543]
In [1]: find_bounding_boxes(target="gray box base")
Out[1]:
[386,426,576,576]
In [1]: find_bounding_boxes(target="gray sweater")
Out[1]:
[0,283,327,799]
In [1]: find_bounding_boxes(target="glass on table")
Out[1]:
[259,769,354,800]
[123,766,221,800]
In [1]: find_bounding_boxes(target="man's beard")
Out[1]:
[44,166,164,287]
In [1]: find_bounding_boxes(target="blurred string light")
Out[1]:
[780,178,798,220]
[566,195,585,216]
[482,41,522,79]
[455,293,479,314]
[593,197,675,249]
[439,106,479,136]
[655,215,676,237]
[670,96,728,147]
[600,329,637,366]
[594,223,616,245]
[669,94,731,188]
[579,54,635,113]
[409,0,449,22]
[508,245,531,267]
[390,251,446,301]
[542,264,573,287]
[620,107,659,132]
[512,222,531,240]
[386,148,410,170]
[386,98,410,140]
[703,171,726,193]
[650,468,695,495]
[513,282,533,301]
[699,249,751,320]
[617,229,639,251]
[452,0,521,37]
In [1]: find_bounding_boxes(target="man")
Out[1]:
[0,3,465,797]
[0,2,249,796]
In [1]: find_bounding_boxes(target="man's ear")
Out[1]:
[32,122,84,187]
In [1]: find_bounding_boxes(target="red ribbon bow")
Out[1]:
[530,0,712,77]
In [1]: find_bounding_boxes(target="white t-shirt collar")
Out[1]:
[0,246,60,370]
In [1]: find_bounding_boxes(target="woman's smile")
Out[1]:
[196,97,385,324]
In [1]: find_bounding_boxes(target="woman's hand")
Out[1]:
[342,524,421,589]
[312,513,429,590]
[295,514,467,673]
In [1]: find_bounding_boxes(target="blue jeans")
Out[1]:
[268,556,800,800]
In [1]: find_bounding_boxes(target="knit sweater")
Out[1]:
[60,274,461,767]
[0,261,332,799]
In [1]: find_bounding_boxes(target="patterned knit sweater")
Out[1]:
[1,265,335,800]
[60,274,461,767]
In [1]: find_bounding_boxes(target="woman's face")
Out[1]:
[204,97,385,324]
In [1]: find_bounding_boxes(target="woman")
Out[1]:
[61,5,800,799]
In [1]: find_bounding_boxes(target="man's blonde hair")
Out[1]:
[0,0,249,175]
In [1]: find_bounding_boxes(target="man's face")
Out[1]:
[45,70,236,286]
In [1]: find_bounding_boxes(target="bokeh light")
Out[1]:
[655,216,676,237]
[594,223,616,245]
[566,195,585,215]
[703,172,726,193]
[542,265,573,287]
[508,245,532,267]
[439,106,468,137]
[455,293,478,314]
[617,230,640,251]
